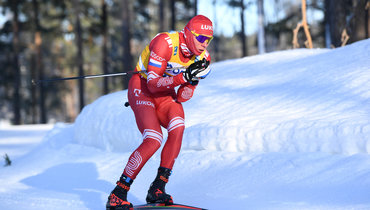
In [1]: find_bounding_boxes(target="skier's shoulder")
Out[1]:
[150,32,172,47]
[149,32,176,61]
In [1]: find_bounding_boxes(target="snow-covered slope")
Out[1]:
[74,39,370,155]
[1,39,370,210]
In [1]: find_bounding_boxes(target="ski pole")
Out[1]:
[32,65,188,86]
[32,71,138,85]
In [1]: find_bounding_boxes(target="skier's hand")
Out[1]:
[183,58,210,85]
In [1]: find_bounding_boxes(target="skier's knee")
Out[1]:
[167,117,185,133]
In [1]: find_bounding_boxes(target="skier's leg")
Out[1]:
[108,75,163,209]
[108,107,162,208]
[122,109,162,180]
[160,101,185,169]
[146,100,185,204]
[123,78,163,179]
[123,75,163,180]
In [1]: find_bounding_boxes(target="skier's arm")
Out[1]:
[146,34,187,94]
[177,52,211,103]
[176,83,197,103]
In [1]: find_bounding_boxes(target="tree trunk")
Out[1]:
[74,0,85,110]
[170,0,176,30]
[301,0,313,48]
[102,0,109,95]
[121,0,132,90]
[324,0,332,48]
[350,0,368,42]
[30,53,37,124]
[11,0,21,125]
[326,0,351,47]
[240,0,247,57]
[212,0,220,61]
[194,0,198,16]
[159,0,165,32]
[32,0,47,123]
[367,1,370,38]
[292,0,313,49]
[257,0,266,54]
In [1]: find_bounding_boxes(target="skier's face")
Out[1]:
[192,34,210,54]
[185,26,212,55]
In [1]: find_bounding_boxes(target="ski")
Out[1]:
[133,203,207,210]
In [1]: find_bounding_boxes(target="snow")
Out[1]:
[1,39,370,210]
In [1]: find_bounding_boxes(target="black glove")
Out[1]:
[183,58,210,85]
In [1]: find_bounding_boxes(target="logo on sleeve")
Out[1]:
[134,89,141,97]
[181,86,193,100]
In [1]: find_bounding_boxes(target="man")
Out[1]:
[106,15,213,210]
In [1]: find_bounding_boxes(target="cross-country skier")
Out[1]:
[106,15,213,210]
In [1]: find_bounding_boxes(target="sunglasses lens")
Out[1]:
[186,27,213,44]
[196,35,212,43]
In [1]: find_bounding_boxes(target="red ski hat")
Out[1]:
[184,15,213,55]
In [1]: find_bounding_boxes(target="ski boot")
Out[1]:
[146,167,174,205]
[106,176,134,210]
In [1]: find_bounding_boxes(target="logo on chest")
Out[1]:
[165,63,183,77]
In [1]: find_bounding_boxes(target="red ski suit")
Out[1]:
[123,31,211,180]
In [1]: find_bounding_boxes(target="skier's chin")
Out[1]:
[195,48,205,55]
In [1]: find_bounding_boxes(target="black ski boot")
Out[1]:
[106,176,134,210]
[146,167,174,205]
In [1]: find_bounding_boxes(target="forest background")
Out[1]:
[0,0,369,125]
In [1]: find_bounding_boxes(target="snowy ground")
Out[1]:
[1,39,370,210]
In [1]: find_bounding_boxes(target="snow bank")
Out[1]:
[74,39,370,155]
[73,91,141,152]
